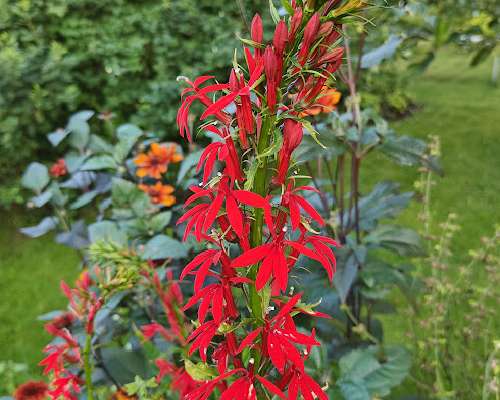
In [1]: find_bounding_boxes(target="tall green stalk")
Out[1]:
[83,333,94,400]
[248,114,275,322]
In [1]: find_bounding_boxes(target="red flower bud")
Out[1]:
[299,13,320,65]
[273,20,288,56]
[283,118,303,151]
[289,7,303,43]
[264,46,279,111]
[251,14,263,45]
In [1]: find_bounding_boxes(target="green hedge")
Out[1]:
[0,0,265,184]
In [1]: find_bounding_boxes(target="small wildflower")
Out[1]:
[49,159,67,178]
[139,182,176,207]
[134,143,183,179]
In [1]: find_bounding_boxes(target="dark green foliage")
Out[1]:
[0,0,264,185]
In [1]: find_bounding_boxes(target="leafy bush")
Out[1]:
[0,0,264,189]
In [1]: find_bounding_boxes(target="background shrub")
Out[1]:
[0,0,265,187]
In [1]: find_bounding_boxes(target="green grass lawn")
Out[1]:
[0,48,498,394]
[0,211,79,382]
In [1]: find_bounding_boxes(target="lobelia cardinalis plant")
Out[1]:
[172,1,364,399]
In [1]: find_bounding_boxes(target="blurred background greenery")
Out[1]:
[0,0,499,398]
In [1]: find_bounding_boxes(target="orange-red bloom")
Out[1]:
[134,143,183,179]
[49,159,67,178]
[139,182,176,207]
[300,87,341,116]
[14,381,49,400]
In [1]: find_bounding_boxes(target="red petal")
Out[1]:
[255,375,286,399]
[236,327,262,354]
[231,244,272,268]
[200,92,238,120]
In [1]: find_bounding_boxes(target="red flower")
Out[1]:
[141,322,174,342]
[282,184,325,230]
[14,381,48,400]
[275,119,303,184]
[47,373,82,400]
[156,359,200,396]
[187,319,221,362]
[178,76,231,142]
[236,294,320,373]
[287,368,328,400]
[298,13,320,65]
[180,248,223,293]
[50,159,67,178]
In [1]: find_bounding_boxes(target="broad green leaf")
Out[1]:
[100,347,152,385]
[141,235,188,260]
[269,0,280,23]
[184,360,217,381]
[70,190,99,210]
[88,220,127,245]
[149,211,172,232]
[177,150,203,185]
[20,217,58,238]
[30,190,52,208]
[364,225,423,256]
[81,155,117,171]
[47,128,70,147]
[21,162,49,192]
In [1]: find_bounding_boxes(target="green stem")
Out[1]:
[83,333,94,400]
[247,114,275,322]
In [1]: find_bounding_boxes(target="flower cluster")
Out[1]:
[40,271,103,400]
[49,159,68,178]
[171,3,346,399]
[134,142,183,206]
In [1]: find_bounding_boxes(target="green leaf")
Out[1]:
[381,134,443,175]
[117,123,142,140]
[302,120,326,149]
[141,235,188,260]
[88,221,127,245]
[280,0,294,15]
[338,345,411,398]
[269,0,280,23]
[30,190,53,208]
[114,124,143,162]
[364,225,423,256]
[256,129,283,161]
[149,211,172,232]
[20,217,58,238]
[21,162,49,192]
[70,190,99,210]
[177,150,203,185]
[47,129,70,147]
[361,35,402,69]
[67,119,90,150]
[100,347,153,385]
[81,155,118,171]
[184,360,217,381]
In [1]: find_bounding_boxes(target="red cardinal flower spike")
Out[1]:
[170,2,355,399]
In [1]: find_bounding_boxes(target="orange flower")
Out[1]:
[112,389,137,400]
[139,182,176,207]
[134,143,183,179]
[300,87,341,117]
